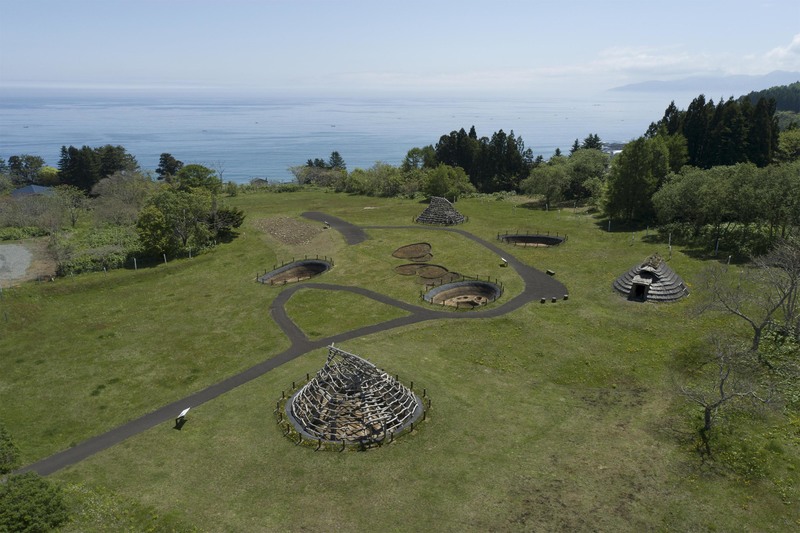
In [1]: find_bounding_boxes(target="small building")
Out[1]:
[612,253,689,302]
[415,196,466,225]
[11,185,54,198]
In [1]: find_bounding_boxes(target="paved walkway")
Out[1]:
[18,215,567,476]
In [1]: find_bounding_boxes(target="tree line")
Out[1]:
[740,81,800,113]
[1,149,244,274]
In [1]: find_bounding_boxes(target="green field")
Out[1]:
[2,191,798,531]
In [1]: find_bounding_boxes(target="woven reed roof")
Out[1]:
[612,253,689,302]
[415,196,466,225]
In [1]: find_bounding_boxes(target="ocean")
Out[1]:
[0,88,699,184]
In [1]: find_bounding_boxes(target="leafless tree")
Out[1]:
[754,238,800,340]
[91,170,155,225]
[698,239,800,351]
[679,337,772,456]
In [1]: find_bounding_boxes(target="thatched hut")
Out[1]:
[612,254,689,302]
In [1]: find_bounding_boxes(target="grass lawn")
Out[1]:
[2,190,799,531]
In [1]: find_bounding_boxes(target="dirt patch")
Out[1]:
[253,217,323,246]
[0,239,57,286]
[392,242,432,262]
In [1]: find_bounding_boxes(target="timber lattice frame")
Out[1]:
[285,345,423,445]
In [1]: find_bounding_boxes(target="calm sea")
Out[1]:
[0,88,698,184]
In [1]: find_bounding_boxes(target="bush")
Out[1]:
[0,226,49,241]
[0,422,19,474]
[0,472,69,532]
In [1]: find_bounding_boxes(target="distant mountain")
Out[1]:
[610,71,800,96]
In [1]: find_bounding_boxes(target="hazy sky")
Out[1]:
[1,0,799,96]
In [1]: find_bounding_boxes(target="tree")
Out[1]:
[91,170,155,225]
[156,153,184,179]
[58,145,100,191]
[208,204,245,240]
[566,148,608,200]
[96,144,139,178]
[54,184,88,227]
[604,136,668,223]
[581,133,603,150]
[7,154,45,185]
[777,128,800,162]
[58,145,138,192]
[37,166,60,186]
[328,151,346,171]
[421,164,475,200]
[679,337,771,456]
[0,422,19,474]
[173,164,221,194]
[520,158,570,206]
[0,472,69,532]
[402,146,437,171]
[698,239,800,351]
[137,187,213,255]
[136,204,172,256]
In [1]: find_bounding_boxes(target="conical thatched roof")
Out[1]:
[612,253,689,302]
[286,345,422,443]
[415,196,466,225]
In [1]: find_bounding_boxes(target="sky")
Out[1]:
[1,0,799,96]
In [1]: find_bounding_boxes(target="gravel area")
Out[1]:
[0,244,32,282]
[252,216,323,245]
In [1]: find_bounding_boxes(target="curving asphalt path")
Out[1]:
[17,213,567,476]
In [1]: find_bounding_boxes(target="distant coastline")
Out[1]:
[0,89,731,184]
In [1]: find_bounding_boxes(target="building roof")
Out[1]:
[415,196,466,225]
[612,253,689,302]
[11,184,54,197]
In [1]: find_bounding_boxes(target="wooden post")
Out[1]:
[163,253,167,265]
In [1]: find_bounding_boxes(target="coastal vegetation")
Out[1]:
[1,82,799,530]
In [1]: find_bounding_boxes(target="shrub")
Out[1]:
[0,472,69,532]
[0,226,49,241]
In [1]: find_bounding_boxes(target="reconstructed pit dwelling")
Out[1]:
[424,279,503,308]
[415,196,466,225]
[286,345,423,444]
[258,259,332,285]
[613,253,689,302]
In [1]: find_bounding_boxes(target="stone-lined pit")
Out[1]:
[259,259,332,285]
[423,280,502,309]
[499,234,565,247]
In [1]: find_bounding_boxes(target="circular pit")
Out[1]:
[259,259,332,285]
[500,234,565,247]
[423,280,502,309]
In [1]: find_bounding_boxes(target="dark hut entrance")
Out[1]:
[629,274,652,301]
